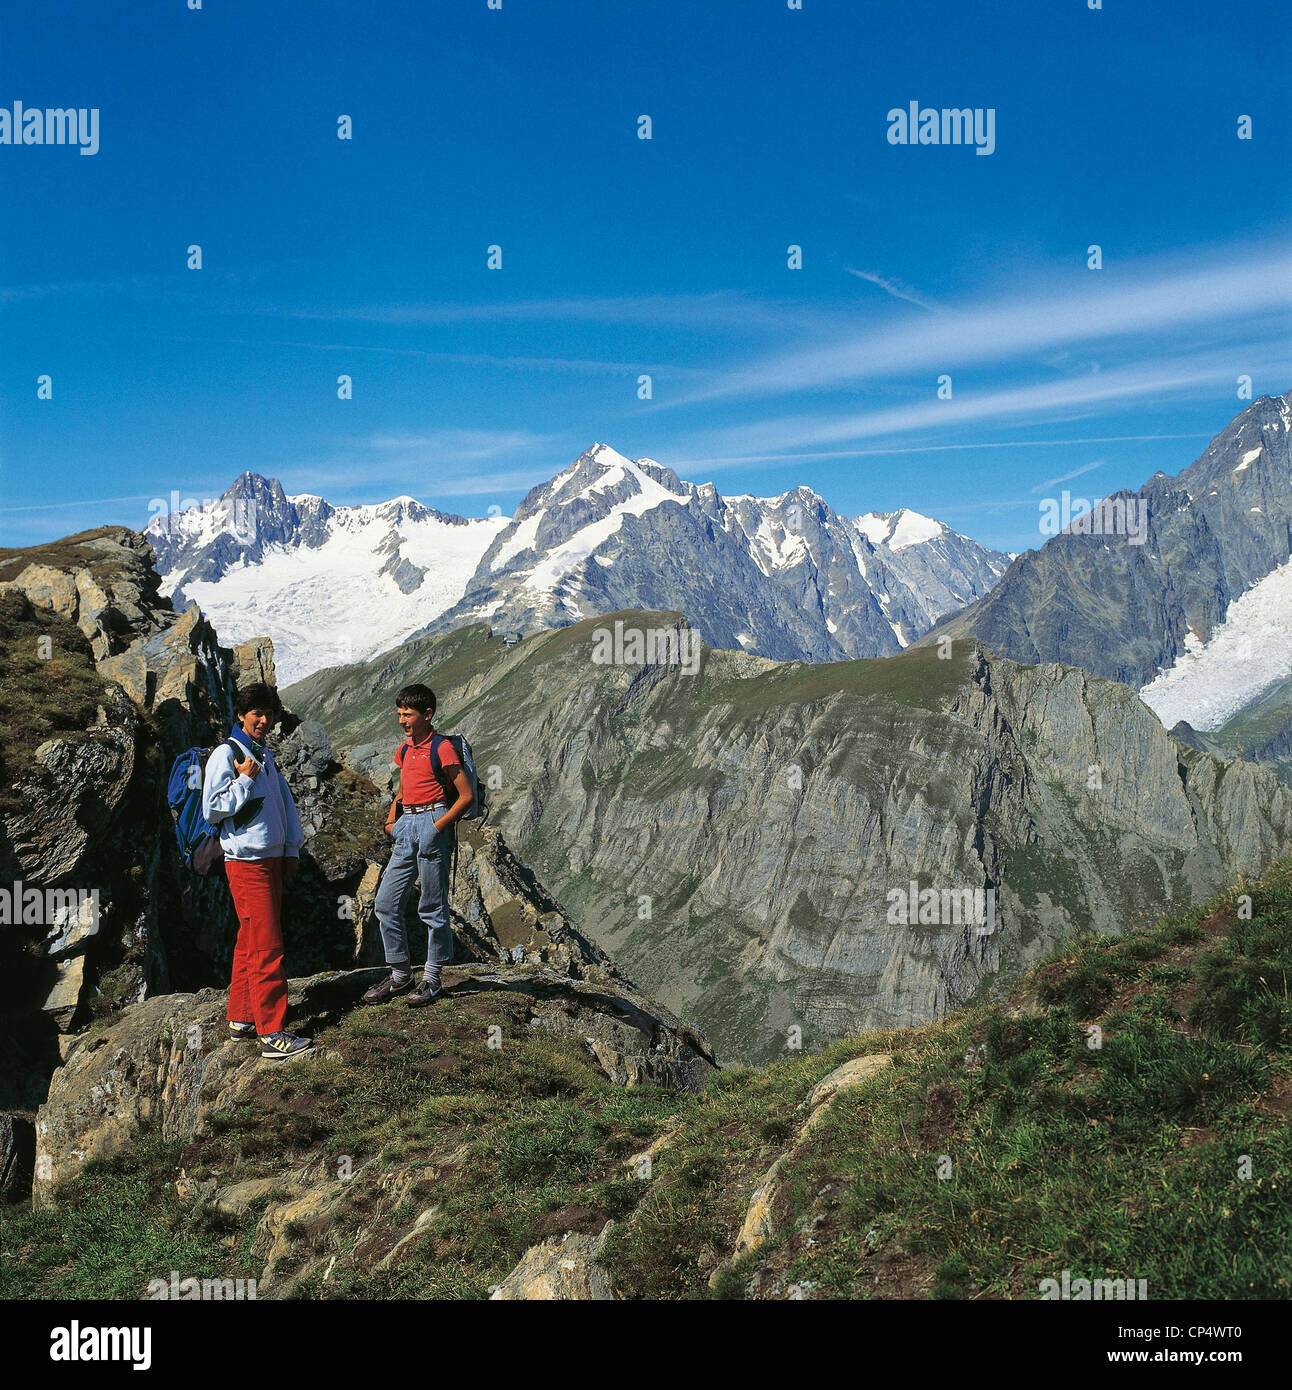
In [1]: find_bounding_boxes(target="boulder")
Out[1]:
[38,956,87,1028]
[0,563,78,619]
[6,692,137,883]
[277,721,333,778]
[807,1053,894,1111]
[0,528,168,659]
[449,962,715,1092]
[232,637,277,691]
[489,1222,618,1300]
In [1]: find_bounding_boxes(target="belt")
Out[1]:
[403,802,448,815]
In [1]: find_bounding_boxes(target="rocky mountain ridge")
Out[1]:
[924,391,1292,713]
[412,443,1010,663]
[287,608,1292,1064]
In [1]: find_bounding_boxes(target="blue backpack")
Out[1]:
[167,740,253,876]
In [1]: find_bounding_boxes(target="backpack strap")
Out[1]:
[429,734,460,894]
[394,740,411,766]
[223,737,266,829]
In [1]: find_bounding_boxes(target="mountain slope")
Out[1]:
[1172,672,1292,787]
[10,853,1290,1300]
[287,611,1292,1064]
[923,393,1292,716]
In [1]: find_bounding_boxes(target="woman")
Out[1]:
[202,682,311,1060]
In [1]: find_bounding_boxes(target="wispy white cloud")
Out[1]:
[0,264,292,305]
[664,246,1292,409]
[668,434,1210,473]
[674,345,1288,466]
[280,427,567,503]
[1032,458,1106,494]
[274,291,827,335]
[843,267,937,311]
[159,334,696,380]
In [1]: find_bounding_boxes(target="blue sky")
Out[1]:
[2,0,1289,553]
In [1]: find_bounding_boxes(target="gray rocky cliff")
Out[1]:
[289,612,1292,1064]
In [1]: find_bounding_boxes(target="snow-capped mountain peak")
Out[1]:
[147,472,507,684]
[149,446,1010,686]
[419,446,1010,662]
[855,508,945,551]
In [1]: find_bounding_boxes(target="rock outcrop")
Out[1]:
[0,529,244,1086]
[726,1054,893,1267]
[0,528,167,662]
[33,959,715,1303]
[489,1224,619,1300]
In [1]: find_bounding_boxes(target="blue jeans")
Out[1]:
[374,806,454,971]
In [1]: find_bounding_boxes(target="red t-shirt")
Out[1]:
[395,732,463,806]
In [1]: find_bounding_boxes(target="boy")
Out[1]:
[364,684,475,1007]
[203,682,312,1060]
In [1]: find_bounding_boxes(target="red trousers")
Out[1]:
[225,857,287,1036]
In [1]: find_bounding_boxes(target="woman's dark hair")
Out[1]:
[395,683,436,716]
[234,682,282,718]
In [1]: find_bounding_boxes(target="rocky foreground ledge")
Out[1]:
[35,962,716,1206]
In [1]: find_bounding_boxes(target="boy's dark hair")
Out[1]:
[395,684,436,717]
[234,682,282,718]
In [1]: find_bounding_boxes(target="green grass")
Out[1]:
[7,853,1292,1300]
[0,1131,257,1299]
[692,855,1292,1300]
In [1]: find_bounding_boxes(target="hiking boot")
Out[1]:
[407,976,443,1008]
[258,1031,313,1060]
[228,1020,257,1039]
[363,971,412,1004]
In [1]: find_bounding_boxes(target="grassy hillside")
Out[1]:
[5,853,1289,1300]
